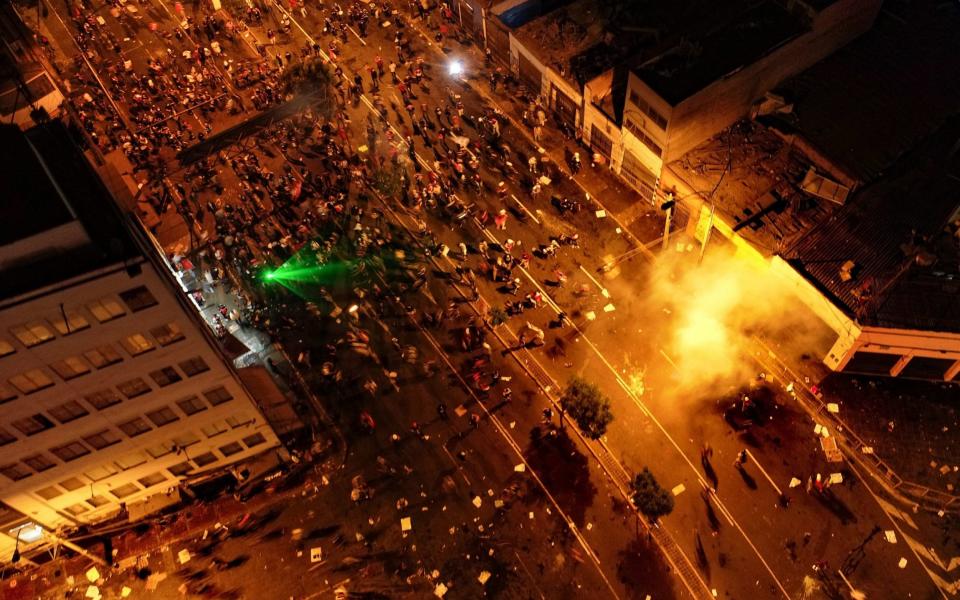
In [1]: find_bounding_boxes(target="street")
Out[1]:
[16,0,953,598]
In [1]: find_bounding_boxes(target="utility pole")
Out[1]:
[660,193,675,252]
[697,202,715,265]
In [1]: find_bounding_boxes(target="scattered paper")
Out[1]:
[85,586,100,599]
[177,549,191,564]
[814,424,823,435]
[478,570,491,584]
[400,517,412,532]
[671,483,686,496]
[829,473,844,484]
[898,558,908,569]
[454,405,467,417]
[826,403,839,413]
[121,587,132,598]
[885,530,897,544]
[616,227,622,234]
[514,463,526,472]
[585,311,597,321]
[472,496,482,508]
[311,547,323,563]
[603,303,616,313]
[595,210,606,218]
[861,446,874,454]
[85,567,100,583]
[494,500,504,508]
[601,288,610,298]
[434,583,448,597]
[529,512,534,519]
[789,477,802,488]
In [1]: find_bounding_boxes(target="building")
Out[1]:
[0,122,280,566]
[663,2,960,381]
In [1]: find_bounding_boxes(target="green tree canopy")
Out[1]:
[560,376,613,440]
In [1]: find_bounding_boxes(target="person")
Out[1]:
[572,152,581,174]
[470,413,481,429]
[735,449,748,468]
[437,402,448,420]
[494,209,508,230]
[502,388,512,403]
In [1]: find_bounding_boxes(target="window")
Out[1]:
[0,463,32,481]
[117,377,151,399]
[87,297,125,322]
[117,417,152,438]
[168,461,192,477]
[145,443,173,459]
[0,383,15,403]
[172,432,200,448]
[218,441,243,457]
[149,367,182,388]
[146,407,179,427]
[10,321,55,347]
[628,91,669,130]
[84,389,122,410]
[110,483,140,499]
[227,415,253,429]
[193,452,217,467]
[84,345,123,369]
[11,414,56,436]
[86,495,111,508]
[0,339,14,357]
[48,400,90,424]
[203,386,233,406]
[138,472,167,488]
[242,433,267,448]
[179,357,210,377]
[84,464,118,481]
[120,333,154,356]
[176,395,207,416]
[36,485,63,500]
[9,368,54,394]
[50,441,90,462]
[150,322,185,346]
[201,421,228,438]
[50,356,91,381]
[64,503,90,516]
[23,454,56,472]
[83,429,121,450]
[118,286,158,312]
[115,452,147,470]
[624,119,663,158]
[49,310,90,336]
[0,427,16,446]
[59,477,86,491]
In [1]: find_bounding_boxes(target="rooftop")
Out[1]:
[0,122,140,302]
[786,116,960,333]
[667,120,839,255]
[511,0,806,96]
[764,1,960,183]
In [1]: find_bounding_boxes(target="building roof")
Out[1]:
[633,1,804,105]
[511,0,806,97]
[667,120,838,255]
[0,122,140,302]
[764,2,960,183]
[786,116,960,333]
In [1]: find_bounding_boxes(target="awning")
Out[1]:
[236,365,304,435]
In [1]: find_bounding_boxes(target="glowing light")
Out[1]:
[448,60,463,76]
[11,523,43,543]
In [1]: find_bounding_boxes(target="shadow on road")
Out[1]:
[616,534,679,600]
[524,427,597,527]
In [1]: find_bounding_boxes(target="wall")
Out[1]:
[0,260,279,544]
[664,0,881,162]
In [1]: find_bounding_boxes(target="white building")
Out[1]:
[0,123,280,566]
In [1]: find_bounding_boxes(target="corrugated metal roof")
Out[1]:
[768,2,960,183]
[787,117,960,332]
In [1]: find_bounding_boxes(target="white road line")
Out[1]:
[743,449,783,497]
[510,193,541,224]
[345,24,367,45]
[658,349,680,372]
[578,264,607,295]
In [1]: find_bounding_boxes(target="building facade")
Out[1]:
[0,123,280,566]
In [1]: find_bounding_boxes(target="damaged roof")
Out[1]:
[786,116,960,333]
[765,1,960,184]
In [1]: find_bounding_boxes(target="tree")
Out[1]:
[631,467,674,522]
[560,377,613,440]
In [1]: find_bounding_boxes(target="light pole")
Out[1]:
[660,193,675,252]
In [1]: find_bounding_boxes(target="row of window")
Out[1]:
[0,378,225,449]
[628,90,669,131]
[0,390,247,484]
[625,118,664,158]
[0,286,159,357]
[36,433,269,517]
[1,323,186,401]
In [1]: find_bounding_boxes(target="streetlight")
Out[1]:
[448,60,464,77]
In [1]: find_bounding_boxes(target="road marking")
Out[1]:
[578,264,608,295]
[743,449,783,497]
[510,193,541,224]
[440,445,471,486]
[658,349,680,372]
[345,24,367,45]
